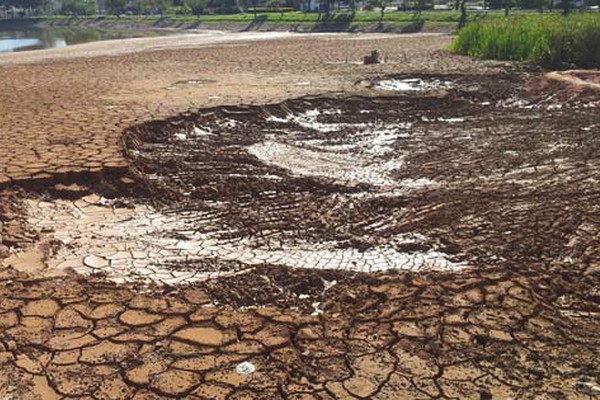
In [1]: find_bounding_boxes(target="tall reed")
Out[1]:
[450,13,600,68]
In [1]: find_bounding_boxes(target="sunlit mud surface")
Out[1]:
[14,75,600,287]
[25,195,463,285]
[2,74,600,399]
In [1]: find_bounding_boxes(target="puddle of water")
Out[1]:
[0,38,42,52]
[0,26,167,53]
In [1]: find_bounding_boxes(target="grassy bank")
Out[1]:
[29,10,499,32]
[450,13,600,68]
[39,11,465,24]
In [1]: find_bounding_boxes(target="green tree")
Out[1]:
[8,0,47,10]
[128,0,151,13]
[184,0,208,15]
[559,0,572,13]
[104,0,126,14]
[60,0,97,14]
[268,0,281,14]
[347,0,357,13]
[458,0,467,28]
[368,0,392,21]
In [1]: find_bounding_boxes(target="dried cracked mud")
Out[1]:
[1,57,600,399]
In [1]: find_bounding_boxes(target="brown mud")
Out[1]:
[1,71,600,399]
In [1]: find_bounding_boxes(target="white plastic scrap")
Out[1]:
[236,361,256,375]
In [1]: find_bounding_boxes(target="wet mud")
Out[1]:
[1,73,599,399]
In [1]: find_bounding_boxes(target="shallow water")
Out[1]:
[0,26,165,52]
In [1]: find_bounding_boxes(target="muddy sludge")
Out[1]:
[115,80,598,281]
[8,74,600,284]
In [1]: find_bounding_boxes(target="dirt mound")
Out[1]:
[529,70,600,105]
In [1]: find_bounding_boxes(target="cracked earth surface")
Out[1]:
[0,32,486,188]
[1,34,600,400]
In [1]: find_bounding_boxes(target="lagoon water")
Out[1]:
[0,26,164,52]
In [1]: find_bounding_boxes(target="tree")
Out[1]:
[458,0,467,29]
[184,0,208,15]
[60,0,97,14]
[268,0,282,15]
[368,0,392,22]
[559,0,573,13]
[104,0,126,14]
[347,0,357,13]
[7,0,47,10]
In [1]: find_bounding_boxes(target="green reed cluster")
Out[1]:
[450,13,600,68]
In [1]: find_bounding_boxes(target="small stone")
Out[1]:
[235,361,256,376]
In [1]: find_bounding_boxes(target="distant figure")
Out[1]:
[364,50,383,65]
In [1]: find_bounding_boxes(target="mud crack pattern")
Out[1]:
[0,261,599,399]
[1,73,599,399]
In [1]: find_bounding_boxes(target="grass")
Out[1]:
[36,10,483,26]
[449,13,600,68]
[27,10,523,34]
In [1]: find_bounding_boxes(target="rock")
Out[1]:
[47,332,98,351]
[0,243,8,259]
[0,311,18,329]
[364,50,382,65]
[52,183,90,196]
[47,365,103,397]
[235,361,256,376]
